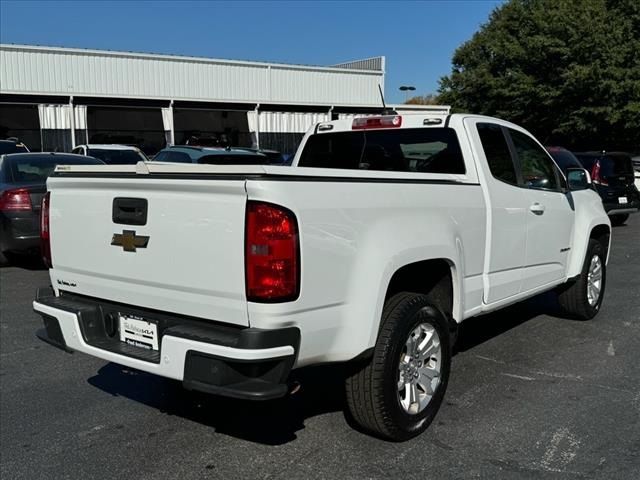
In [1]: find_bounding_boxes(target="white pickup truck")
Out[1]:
[34,113,611,440]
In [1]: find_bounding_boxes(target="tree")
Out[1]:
[404,94,441,105]
[438,0,640,151]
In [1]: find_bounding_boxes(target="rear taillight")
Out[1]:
[591,160,608,186]
[352,115,402,130]
[245,201,299,302]
[0,188,32,211]
[40,192,52,268]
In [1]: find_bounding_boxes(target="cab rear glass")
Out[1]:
[298,128,466,174]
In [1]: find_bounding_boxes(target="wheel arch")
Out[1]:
[566,219,611,278]
[589,224,611,263]
[375,258,460,345]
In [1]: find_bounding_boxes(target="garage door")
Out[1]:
[0,104,42,151]
[87,106,165,156]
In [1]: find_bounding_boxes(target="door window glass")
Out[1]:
[476,123,517,185]
[509,129,558,190]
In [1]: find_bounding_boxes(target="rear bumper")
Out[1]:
[606,207,639,216]
[0,214,40,254]
[33,288,300,400]
[599,189,640,215]
[603,200,640,216]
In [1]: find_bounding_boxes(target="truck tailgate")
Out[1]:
[47,175,249,326]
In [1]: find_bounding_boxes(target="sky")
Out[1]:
[0,0,503,104]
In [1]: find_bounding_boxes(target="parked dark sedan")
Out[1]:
[0,152,104,264]
[574,151,640,226]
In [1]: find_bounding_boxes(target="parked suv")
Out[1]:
[574,152,640,225]
[633,155,640,190]
[152,145,270,164]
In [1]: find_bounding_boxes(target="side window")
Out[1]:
[72,147,82,155]
[477,123,517,185]
[509,129,559,190]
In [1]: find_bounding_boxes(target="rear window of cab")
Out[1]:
[298,128,466,174]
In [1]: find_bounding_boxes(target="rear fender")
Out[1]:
[351,231,462,351]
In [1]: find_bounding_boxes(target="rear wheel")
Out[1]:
[345,293,451,441]
[610,214,629,226]
[557,239,606,320]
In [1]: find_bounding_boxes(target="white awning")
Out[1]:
[247,111,330,134]
[37,104,87,129]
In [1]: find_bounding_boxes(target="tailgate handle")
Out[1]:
[113,197,148,225]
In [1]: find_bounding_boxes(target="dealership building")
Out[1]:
[0,44,448,155]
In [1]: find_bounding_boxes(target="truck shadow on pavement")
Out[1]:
[87,291,571,445]
[88,361,347,445]
[454,290,566,353]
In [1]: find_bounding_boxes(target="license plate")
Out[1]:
[618,197,628,204]
[119,315,158,351]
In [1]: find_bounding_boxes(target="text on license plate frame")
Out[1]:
[119,315,159,351]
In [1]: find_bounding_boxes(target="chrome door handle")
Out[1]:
[529,202,546,215]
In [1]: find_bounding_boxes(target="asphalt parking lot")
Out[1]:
[1,219,639,480]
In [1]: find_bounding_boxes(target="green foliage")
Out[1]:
[404,94,441,105]
[438,0,640,151]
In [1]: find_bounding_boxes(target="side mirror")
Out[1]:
[566,168,592,191]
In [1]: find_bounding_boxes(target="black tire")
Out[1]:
[610,214,629,226]
[345,292,451,441]
[0,250,8,267]
[557,239,606,320]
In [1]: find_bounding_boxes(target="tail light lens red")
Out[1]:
[41,192,52,268]
[245,201,299,302]
[0,188,32,211]
[591,160,608,185]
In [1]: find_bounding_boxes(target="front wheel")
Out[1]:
[345,293,451,441]
[557,239,606,320]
